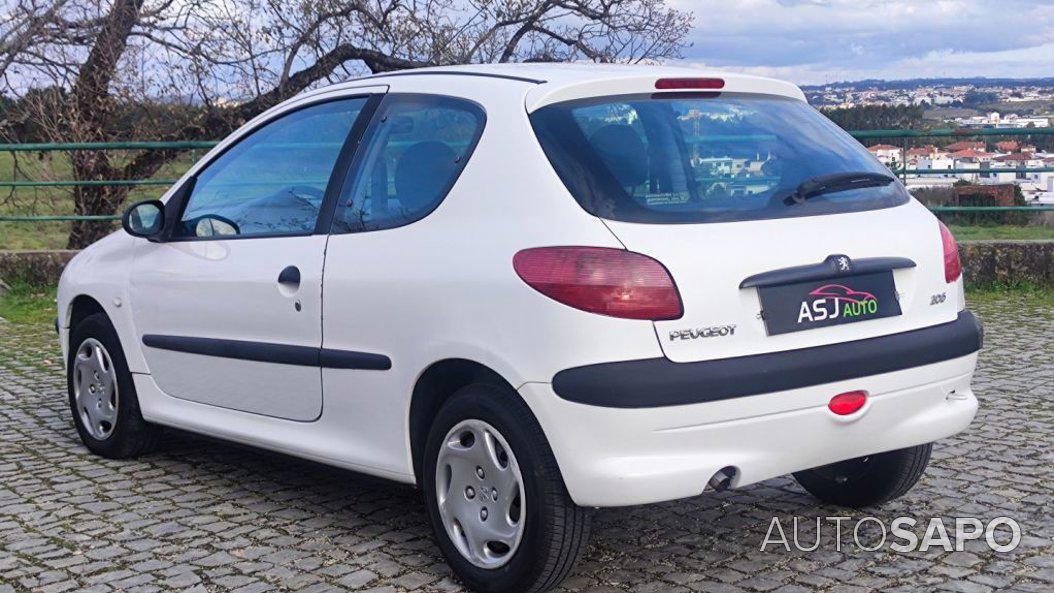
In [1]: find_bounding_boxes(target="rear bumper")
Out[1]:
[522,315,982,508]
[552,311,982,408]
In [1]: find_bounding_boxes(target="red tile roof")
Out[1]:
[993,153,1036,162]
[906,145,938,156]
[946,141,986,152]
[951,149,990,159]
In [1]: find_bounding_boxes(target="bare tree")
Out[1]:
[0,0,693,247]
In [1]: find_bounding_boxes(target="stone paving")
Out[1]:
[1,296,1051,593]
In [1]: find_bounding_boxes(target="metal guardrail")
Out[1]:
[0,214,120,221]
[929,206,1053,212]
[861,127,1054,181]
[3,179,175,188]
[2,127,1053,221]
[897,167,1054,175]
[0,141,217,152]
[850,127,1052,139]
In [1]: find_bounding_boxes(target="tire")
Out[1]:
[423,383,591,593]
[793,443,932,508]
[67,312,160,458]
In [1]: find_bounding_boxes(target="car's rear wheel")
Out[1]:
[423,383,590,593]
[67,312,160,458]
[793,443,932,508]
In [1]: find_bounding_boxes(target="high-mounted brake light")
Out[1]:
[655,78,725,90]
[939,222,962,283]
[828,390,868,416]
[513,247,683,321]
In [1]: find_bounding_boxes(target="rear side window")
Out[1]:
[332,94,485,233]
[530,93,908,224]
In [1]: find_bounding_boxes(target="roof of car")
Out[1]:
[313,63,807,111]
[373,62,734,83]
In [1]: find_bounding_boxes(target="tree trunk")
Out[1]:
[64,0,144,249]
[66,149,127,249]
[67,186,121,248]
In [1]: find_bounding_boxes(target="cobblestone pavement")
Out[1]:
[1,296,1052,593]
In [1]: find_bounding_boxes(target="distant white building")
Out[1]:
[953,112,1050,129]
[948,149,994,182]
[994,153,1043,172]
[1027,174,1054,204]
[1020,156,1054,201]
[1002,113,1050,128]
[916,155,956,178]
[952,160,981,182]
[867,144,902,167]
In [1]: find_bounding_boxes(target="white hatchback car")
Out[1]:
[58,64,982,593]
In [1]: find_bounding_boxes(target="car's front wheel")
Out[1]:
[793,443,932,508]
[423,383,590,593]
[67,312,160,458]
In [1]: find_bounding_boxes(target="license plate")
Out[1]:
[758,271,902,336]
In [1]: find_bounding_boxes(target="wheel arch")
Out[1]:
[408,358,518,484]
[67,294,108,330]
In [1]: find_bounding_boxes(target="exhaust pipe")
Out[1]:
[707,466,738,492]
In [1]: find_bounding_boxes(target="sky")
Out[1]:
[671,0,1054,85]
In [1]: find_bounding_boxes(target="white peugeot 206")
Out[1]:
[58,64,982,593]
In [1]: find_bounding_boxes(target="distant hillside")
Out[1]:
[801,77,1054,91]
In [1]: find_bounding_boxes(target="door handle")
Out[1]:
[278,265,301,287]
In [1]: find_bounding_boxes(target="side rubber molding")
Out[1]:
[552,311,983,408]
[142,335,392,370]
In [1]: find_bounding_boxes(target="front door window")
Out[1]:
[176,98,369,238]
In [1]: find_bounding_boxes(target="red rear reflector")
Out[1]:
[828,390,868,416]
[513,247,683,321]
[655,77,725,90]
[939,221,962,283]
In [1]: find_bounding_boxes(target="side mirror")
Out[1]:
[122,200,165,240]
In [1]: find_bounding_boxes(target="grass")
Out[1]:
[1,149,197,249]
[948,224,1054,241]
[0,281,56,325]
[966,283,1054,308]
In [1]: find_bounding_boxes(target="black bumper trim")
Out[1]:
[552,311,983,409]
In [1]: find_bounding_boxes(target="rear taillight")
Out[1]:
[939,222,962,283]
[655,77,725,90]
[513,247,683,320]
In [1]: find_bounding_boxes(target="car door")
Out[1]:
[130,94,378,421]
[319,94,486,467]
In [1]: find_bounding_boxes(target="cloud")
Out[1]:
[668,0,1054,84]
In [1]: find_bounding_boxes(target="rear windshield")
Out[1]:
[530,93,909,224]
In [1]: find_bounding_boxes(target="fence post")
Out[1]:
[901,136,909,183]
